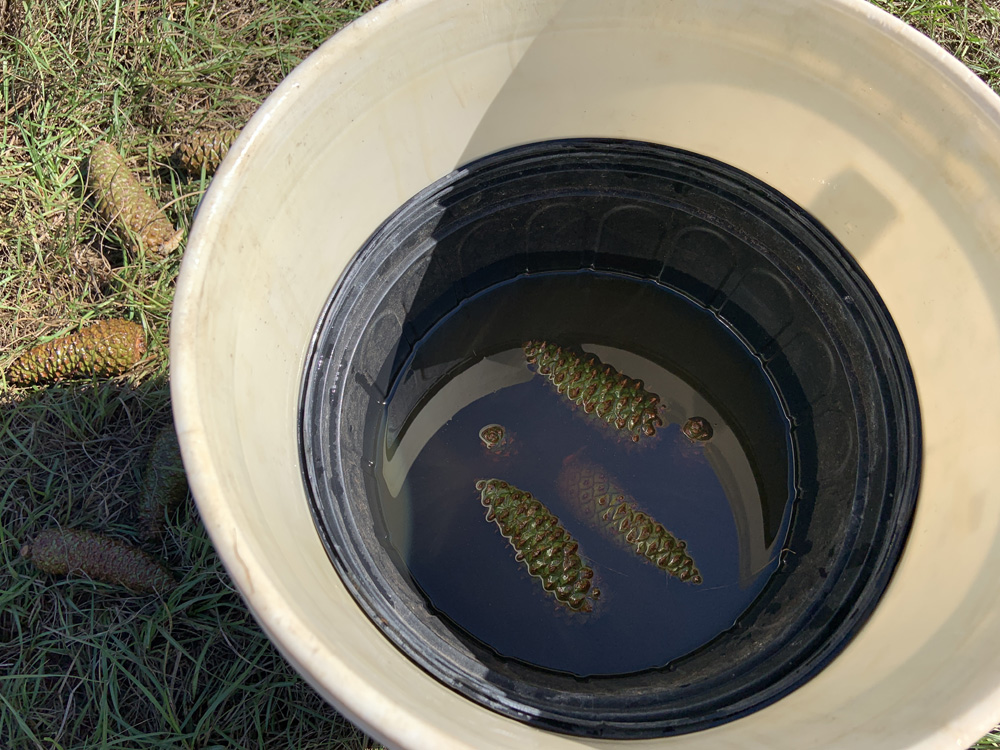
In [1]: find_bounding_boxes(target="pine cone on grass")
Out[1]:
[6,318,145,386]
[21,528,177,595]
[171,129,240,176]
[87,140,183,256]
[136,424,189,541]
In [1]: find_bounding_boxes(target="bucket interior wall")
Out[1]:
[172,1,1000,748]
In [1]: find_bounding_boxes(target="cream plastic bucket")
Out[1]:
[171,0,1000,747]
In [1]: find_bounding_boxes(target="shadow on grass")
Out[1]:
[0,377,377,750]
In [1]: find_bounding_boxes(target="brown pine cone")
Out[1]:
[136,424,188,541]
[87,140,182,255]
[22,528,177,595]
[6,319,145,386]
[171,129,240,176]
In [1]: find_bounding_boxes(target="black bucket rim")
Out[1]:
[298,138,921,738]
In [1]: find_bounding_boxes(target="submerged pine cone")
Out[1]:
[477,478,600,613]
[171,129,240,176]
[137,424,188,541]
[21,528,177,594]
[87,140,182,255]
[6,319,145,386]
[524,341,664,443]
[558,458,702,584]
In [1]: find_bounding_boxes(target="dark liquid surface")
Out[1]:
[372,273,794,676]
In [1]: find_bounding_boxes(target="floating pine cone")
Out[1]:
[681,416,714,442]
[87,140,182,255]
[6,319,145,386]
[558,457,702,584]
[171,129,240,176]
[477,478,600,613]
[21,528,177,595]
[523,341,664,443]
[478,423,515,457]
[136,424,188,541]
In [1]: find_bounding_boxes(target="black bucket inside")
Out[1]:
[299,139,920,738]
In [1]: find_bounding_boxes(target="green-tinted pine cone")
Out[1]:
[21,528,177,594]
[7,319,145,386]
[523,341,664,443]
[137,425,188,541]
[477,478,600,613]
[558,458,702,584]
[171,129,240,175]
[88,140,182,255]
